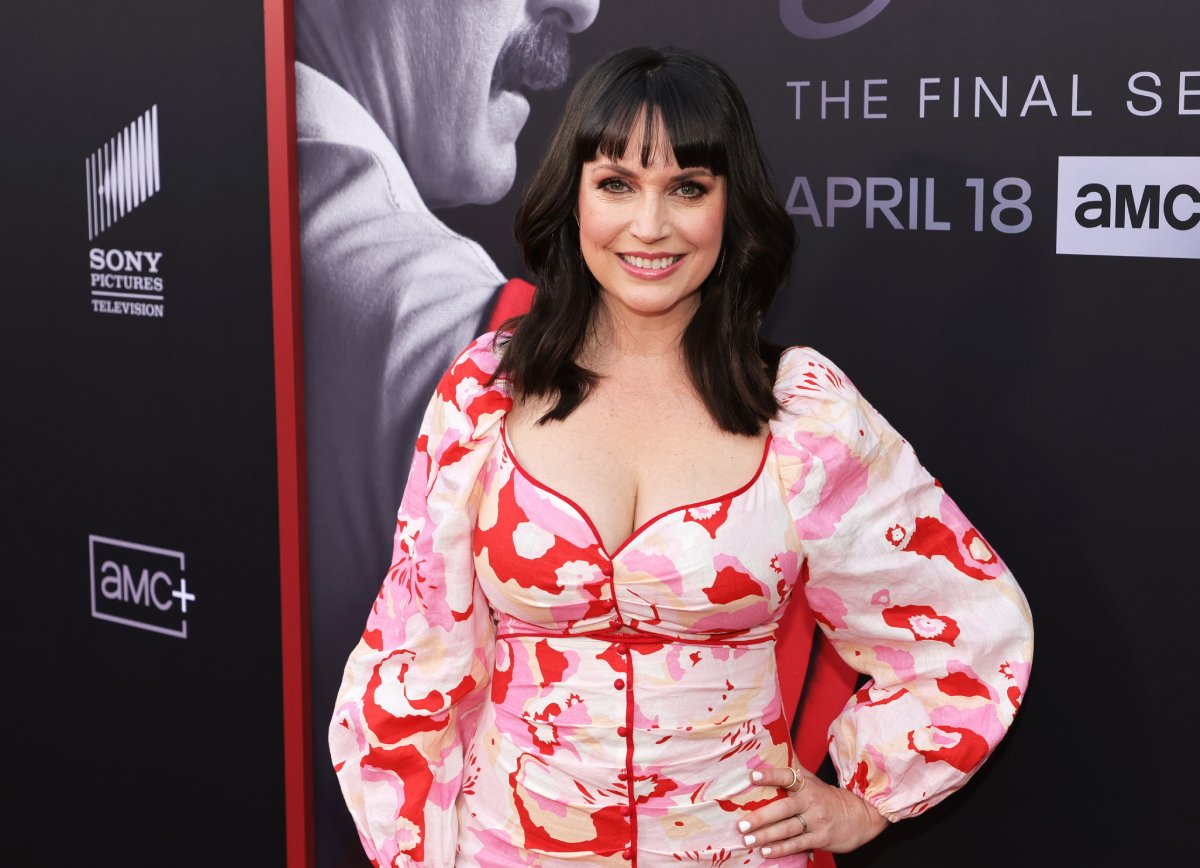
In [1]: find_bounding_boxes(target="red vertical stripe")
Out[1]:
[263,2,313,866]
[624,646,638,865]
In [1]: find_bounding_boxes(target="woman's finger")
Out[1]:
[759,830,818,860]
[748,764,811,793]
[738,766,818,839]
[741,812,815,851]
[738,792,810,840]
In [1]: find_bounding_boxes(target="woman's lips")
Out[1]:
[615,252,686,279]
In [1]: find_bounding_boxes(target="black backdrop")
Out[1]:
[3,2,286,864]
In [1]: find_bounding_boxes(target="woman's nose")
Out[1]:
[629,195,669,243]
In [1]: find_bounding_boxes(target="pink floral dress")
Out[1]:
[329,332,1034,867]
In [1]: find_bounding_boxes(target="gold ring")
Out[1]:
[798,814,809,835]
[785,767,805,791]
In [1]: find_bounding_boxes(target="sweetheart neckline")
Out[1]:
[498,417,773,560]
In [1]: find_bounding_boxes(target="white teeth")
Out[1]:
[621,254,680,270]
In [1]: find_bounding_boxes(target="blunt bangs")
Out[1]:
[574,57,730,176]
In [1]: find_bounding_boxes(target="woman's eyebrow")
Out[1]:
[588,162,637,177]
[588,162,716,182]
[670,168,716,181]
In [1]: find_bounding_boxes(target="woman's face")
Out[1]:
[577,116,727,323]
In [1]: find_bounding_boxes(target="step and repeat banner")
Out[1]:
[4,2,298,865]
[297,2,1196,867]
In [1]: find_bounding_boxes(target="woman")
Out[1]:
[330,47,1033,866]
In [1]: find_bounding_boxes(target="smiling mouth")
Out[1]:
[618,254,683,270]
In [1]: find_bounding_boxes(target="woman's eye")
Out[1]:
[598,177,631,193]
[676,182,708,199]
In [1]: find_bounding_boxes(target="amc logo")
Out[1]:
[89,535,195,638]
[1057,156,1200,260]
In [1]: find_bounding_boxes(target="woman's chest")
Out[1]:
[472,431,803,637]
[502,390,770,557]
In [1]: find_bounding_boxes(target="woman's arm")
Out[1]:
[746,346,1034,855]
[329,333,509,866]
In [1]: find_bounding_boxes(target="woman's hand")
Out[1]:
[736,765,890,859]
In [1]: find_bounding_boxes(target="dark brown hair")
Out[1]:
[492,46,795,435]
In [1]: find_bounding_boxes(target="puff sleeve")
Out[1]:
[769,346,1033,822]
[329,332,511,866]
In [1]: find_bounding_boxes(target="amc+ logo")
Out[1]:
[89,535,195,638]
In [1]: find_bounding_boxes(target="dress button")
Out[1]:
[617,770,629,781]
[622,848,632,860]
[614,643,629,655]
[609,617,622,629]
[613,678,625,690]
[620,804,631,817]
[617,725,629,738]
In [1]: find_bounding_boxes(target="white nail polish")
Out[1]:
[738,820,751,833]
[762,846,773,856]
[751,771,763,782]
[743,834,756,847]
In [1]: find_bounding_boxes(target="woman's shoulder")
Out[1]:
[442,330,508,384]
[429,330,513,436]
[769,342,891,454]
[770,343,908,467]
[772,343,863,409]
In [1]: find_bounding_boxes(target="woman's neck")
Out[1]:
[582,297,696,370]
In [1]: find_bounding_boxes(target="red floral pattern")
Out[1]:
[329,334,1034,865]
